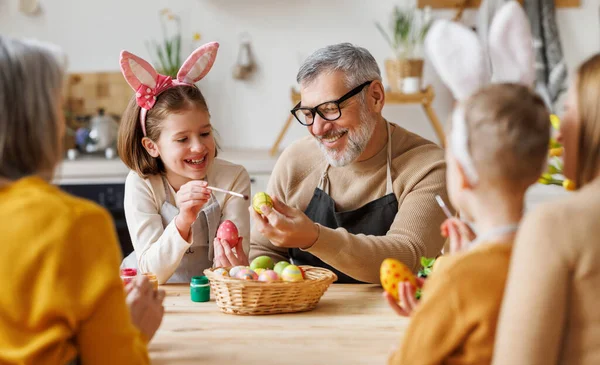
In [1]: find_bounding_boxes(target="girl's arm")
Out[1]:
[124,172,192,284]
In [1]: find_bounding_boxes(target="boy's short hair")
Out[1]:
[460,83,550,188]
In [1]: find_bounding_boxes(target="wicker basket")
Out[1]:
[385,58,424,93]
[203,266,338,315]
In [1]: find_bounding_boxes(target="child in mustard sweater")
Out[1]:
[388,2,551,364]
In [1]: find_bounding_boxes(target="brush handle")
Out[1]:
[207,186,246,199]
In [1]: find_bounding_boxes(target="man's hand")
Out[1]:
[249,196,319,249]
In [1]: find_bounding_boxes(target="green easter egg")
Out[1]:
[252,192,273,215]
[250,256,275,271]
[273,261,291,275]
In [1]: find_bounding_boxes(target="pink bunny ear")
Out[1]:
[177,42,219,84]
[120,50,159,91]
[425,19,490,101]
[488,1,535,86]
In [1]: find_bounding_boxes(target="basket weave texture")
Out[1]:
[203,266,338,315]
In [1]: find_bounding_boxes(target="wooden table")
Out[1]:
[150,284,409,365]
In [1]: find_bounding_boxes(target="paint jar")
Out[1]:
[190,276,210,302]
[142,272,159,291]
[120,268,137,286]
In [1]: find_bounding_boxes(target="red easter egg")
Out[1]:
[298,266,306,279]
[216,220,239,248]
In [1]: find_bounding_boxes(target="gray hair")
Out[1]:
[0,36,66,181]
[296,43,382,97]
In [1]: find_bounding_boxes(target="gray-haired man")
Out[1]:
[250,43,450,283]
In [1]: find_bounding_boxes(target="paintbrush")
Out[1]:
[208,186,249,200]
[435,194,453,219]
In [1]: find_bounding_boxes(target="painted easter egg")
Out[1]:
[250,255,275,270]
[216,220,239,248]
[380,258,417,301]
[213,268,229,277]
[229,265,246,278]
[273,261,291,275]
[253,268,266,276]
[258,270,280,282]
[281,264,304,282]
[235,268,258,280]
[252,192,273,215]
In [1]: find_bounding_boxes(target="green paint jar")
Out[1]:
[190,276,210,302]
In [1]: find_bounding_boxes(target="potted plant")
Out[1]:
[147,9,202,78]
[538,114,576,190]
[376,5,433,94]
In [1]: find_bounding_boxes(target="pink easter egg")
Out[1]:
[258,270,280,282]
[216,220,239,248]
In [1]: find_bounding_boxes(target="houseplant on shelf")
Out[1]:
[376,5,433,94]
[538,114,576,191]
[147,9,202,78]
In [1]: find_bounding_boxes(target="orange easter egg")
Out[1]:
[380,258,417,301]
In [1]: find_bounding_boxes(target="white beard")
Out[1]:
[315,107,376,167]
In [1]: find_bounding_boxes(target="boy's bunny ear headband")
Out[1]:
[119,42,219,136]
[425,1,535,185]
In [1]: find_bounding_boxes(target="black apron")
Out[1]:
[289,122,398,283]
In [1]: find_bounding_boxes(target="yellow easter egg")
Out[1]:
[281,264,304,282]
[252,192,274,215]
[254,268,266,276]
[380,258,417,301]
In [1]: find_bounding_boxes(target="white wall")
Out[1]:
[1,0,598,150]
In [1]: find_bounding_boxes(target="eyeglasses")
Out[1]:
[290,80,373,126]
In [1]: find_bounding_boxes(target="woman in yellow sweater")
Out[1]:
[0,37,163,364]
[493,54,600,365]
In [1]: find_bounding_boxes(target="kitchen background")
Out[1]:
[1,0,597,255]
[2,0,598,150]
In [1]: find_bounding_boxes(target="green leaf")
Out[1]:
[420,257,435,268]
[415,288,422,300]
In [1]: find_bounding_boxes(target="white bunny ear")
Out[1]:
[425,19,491,101]
[177,42,219,84]
[119,51,158,91]
[488,1,535,86]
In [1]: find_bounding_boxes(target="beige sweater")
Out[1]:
[250,122,449,283]
[124,158,250,284]
[493,178,600,365]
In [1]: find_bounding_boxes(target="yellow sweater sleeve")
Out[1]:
[389,273,466,365]
[67,206,149,365]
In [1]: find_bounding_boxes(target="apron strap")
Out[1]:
[385,121,393,195]
[161,175,175,206]
[319,121,394,196]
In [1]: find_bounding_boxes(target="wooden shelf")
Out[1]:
[418,0,580,8]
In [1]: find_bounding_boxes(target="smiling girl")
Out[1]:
[117,43,250,284]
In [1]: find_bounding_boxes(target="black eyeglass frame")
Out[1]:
[290,80,374,126]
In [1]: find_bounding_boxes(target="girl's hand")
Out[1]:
[441,218,476,254]
[383,277,425,317]
[125,275,165,341]
[175,180,211,238]
[213,237,249,268]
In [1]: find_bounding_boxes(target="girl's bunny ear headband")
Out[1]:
[119,41,219,136]
[425,1,535,185]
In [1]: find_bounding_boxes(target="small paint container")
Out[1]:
[190,276,210,302]
[142,272,159,291]
[120,268,137,286]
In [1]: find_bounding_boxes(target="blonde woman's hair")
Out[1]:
[0,36,66,181]
[574,54,600,187]
[458,83,550,189]
[117,85,213,178]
